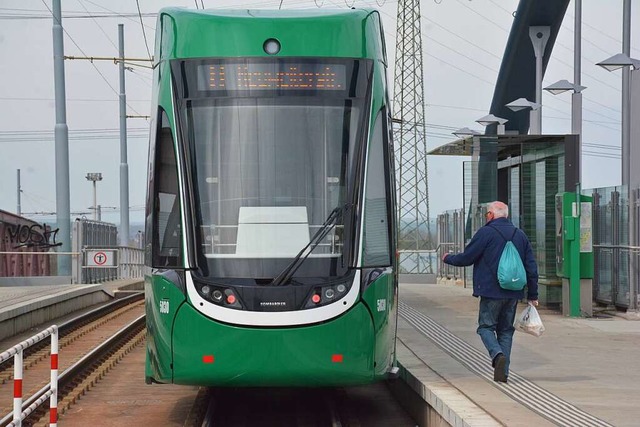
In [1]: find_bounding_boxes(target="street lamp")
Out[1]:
[597,53,640,315]
[529,26,550,135]
[85,172,103,221]
[544,79,586,95]
[544,79,587,137]
[596,53,640,187]
[594,0,639,317]
[596,53,639,71]
[506,98,541,134]
[476,114,508,135]
[452,127,481,138]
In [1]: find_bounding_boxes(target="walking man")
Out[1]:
[442,201,538,383]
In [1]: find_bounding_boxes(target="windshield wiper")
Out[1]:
[270,204,351,287]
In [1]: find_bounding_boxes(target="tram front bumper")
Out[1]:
[171,302,377,387]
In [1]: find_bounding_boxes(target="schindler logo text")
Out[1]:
[260,301,287,307]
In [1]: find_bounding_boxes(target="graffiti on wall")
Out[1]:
[4,222,62,249]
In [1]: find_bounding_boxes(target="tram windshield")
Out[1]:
[171,58,372,280]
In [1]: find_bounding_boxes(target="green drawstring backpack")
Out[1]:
[490,226,527,291]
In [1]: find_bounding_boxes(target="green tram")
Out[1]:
[145,8,398,387]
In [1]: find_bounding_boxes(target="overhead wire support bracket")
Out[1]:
[64,55,153,69]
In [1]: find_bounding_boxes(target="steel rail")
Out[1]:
[0,292,143,371]
[0,297,144,427]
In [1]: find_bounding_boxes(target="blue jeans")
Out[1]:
[477,297,518,378]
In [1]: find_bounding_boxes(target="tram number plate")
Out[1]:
[377,299,386,312]
[159,299,170,314]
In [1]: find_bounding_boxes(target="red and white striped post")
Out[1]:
[12,349,23,427]
[49,326,58,427]
[1,325,59,427]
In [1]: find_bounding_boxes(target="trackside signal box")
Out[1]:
[555,192,594,317]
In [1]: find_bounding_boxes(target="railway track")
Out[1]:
[197,384,416,427]
[59,377,415,426]
[0,294,145,426]
[0,293,416,426]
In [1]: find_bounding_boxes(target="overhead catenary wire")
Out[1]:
[364,1,624,130]
[135,0,153,61]
[433,0,627,126]
[21,0,625,134]
[564,10,640,57]
[0,127,151,143]
[3,1,627,192]
[0,97,151,102]
[327,0,624,144]
[421,0,620,127]
[0,0,155,94]
[78,0,156,30]
[76,0,118,51]
[39,0,147,119]
[482,1,623,94]
[0,10,157,23]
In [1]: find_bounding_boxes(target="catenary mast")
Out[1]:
[393,0,433,273]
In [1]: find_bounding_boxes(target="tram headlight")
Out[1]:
[201,285,211,295]
[305,281,352,309]
[212,289,223,302]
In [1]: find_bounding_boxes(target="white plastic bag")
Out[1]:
[514,303,545,337]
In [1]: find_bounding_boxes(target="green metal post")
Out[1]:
[569,199,581,317]
[560,192,581,317]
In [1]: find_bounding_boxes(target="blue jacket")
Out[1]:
[443,217,539,300]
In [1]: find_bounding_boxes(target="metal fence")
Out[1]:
[435,186,640,310]
[72,218,144,284]
[589,185,639,310]
[398,250,437,274]
[436,209,466,283]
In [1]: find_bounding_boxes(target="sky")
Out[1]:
[0,0,638,227]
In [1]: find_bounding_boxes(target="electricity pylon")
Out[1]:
[393,0,433,273]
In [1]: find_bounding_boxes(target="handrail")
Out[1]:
[0,326,58,427]
[592,244,640,254]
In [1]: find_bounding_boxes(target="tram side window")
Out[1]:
[362,109,392,267]
[144,115,157,267]
[152,108,183,268]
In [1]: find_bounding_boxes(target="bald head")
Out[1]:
[487,201,509,219]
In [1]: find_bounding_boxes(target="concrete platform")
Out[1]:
[0,278,143,341]
[0,278,635,426]
[396,281,639,427]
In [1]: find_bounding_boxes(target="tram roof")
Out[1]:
[155,8,386,61]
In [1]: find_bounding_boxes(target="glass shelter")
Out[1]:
[430,134,580,305]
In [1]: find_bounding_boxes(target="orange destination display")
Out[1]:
[198,62,347,91]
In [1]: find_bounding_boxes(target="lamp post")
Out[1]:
[506,98,541,134]
[544,79,587,170]
[597,53,639,188]
[476,114,508,135]
[452,127,481,139]
[543,80,586,134]
[542,0,586,139]
[118,24,130,247]
[529,26,550,134]
[597,53,640,314]
[597,0,636,315]
[85,173,103,221]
